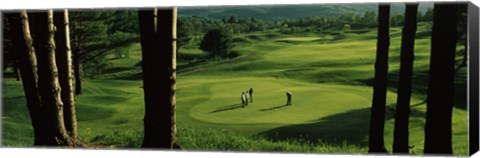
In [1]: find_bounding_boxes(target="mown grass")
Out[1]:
[2,22,468,155]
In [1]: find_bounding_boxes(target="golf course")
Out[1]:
[2,12,468,155]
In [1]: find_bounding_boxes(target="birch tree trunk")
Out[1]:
[54,9,81,146]
[32,10,72,146]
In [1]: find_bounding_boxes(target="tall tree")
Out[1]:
[54,9,81,146]
[31,10,72,146]
[138,8,178,148]
[69,10,139,89]
[73,50,83,94]
[199,28,234,58]
[70,11,109,94]
[7,11,46,145]
[368,4,390,153]
[392,3,418,154]
[424,4,458,154]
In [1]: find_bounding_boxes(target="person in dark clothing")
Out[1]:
[249,88,253,103]
[245,90,249,106]
[286,91,292,105]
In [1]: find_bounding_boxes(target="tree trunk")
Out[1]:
[424,4,458,154]
[8,11,46,145]
[54,9,81,146]
[139,7,178,149]
[71,30,83,95]
[392,4,418,154]
[368,4,390,153]
[73,48,82,95]
[31,10,72,146]
[14,61,21,81]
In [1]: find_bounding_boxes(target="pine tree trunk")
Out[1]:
[54,9,81,146]
[424,4,458,154]
[31,10,72,146]
[8,11,46,145]
[71,31,82,95]
[392,4,418,154]
[368,4,390,153]
[139,7,178,149]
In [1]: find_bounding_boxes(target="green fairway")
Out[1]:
[2,23,468,155]
[186,78,374,124]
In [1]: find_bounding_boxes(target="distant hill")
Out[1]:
[178,3,433,21]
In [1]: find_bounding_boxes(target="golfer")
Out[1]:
[241,92,247,107]
[249,88,253,103]
[286,91,292,105]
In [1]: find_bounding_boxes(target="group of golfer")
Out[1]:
[241,88,292,107]
[241,88,253,107]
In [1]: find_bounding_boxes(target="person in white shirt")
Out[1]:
[241,92,247,107]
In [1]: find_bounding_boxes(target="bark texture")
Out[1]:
[392,3,418,154]
[368,4,390,153]
[139,8,178,149]
[8,11,46,145]
[424,4,458,154]
[31,10,72,146]
[54,9,81,146]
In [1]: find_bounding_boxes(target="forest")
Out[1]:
[1,2,469,156]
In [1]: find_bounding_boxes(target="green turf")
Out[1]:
[1,23,468,155]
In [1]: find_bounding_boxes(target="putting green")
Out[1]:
[178,76,421,125]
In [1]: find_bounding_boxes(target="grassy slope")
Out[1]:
[2,23,468,155]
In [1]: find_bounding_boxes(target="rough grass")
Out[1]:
[177,125,367,154]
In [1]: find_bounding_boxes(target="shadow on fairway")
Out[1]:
[258,107,426,146]
[209,103,244,114]
[113,72,143,80]
[259,104,289,111]
[358,68,467,109]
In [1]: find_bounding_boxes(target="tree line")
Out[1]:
[4,8,440,84]
[176,8,438,60]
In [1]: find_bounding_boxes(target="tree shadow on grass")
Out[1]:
[258,104,289,112]
[357,68,467,109]
[259,108,373,146]
[258,106,426,147]
[209,103,244,114]
[113,72,143,80]
[411,100,427,107]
